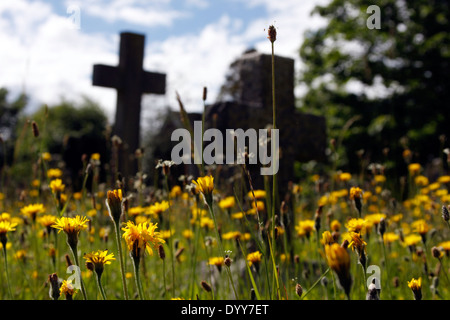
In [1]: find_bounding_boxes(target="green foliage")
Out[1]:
[0,88,27,167]
[13,97,109,187]
[299,0,450,173]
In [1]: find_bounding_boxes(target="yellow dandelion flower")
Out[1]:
[83,250,115,274]
[146,201,169,218]
[60,279,78,298]
[407,277,422,300]
[47,168,63,179]
[330,220,341,232]
[295,220,315,238]
[383,232,399,244]
[411,219,429,235]
[192,176,214,199]
[247,251,262,267]
[345,218,366,234]
[403,234,422,247]
[52,216,89,235]
[218,196,235,210]
[248,190,266,199]
[21,203,45,221]
[49,179,65,193]
[169,185,182,198]
[408,163,421,175]
[339,172,352,182]
[122,221,165,257]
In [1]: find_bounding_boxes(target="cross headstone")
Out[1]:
[92,32,166,178]
[206,50,327,197]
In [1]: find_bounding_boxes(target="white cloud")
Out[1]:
[66,0,187,27]
[0,0,331,129]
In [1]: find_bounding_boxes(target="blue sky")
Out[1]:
[0,0,329,125]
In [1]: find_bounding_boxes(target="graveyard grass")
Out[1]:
[1,30,450,302]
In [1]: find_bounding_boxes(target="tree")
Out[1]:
[299,0,450,176]
[14,97,110,190]
[0,88,27,181]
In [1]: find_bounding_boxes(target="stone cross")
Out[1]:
[92,32,166,178]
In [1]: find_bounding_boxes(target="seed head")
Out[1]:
[267,25,277,43]
[31,120,39,137]
[442,205,449,222]
[201,280,212,293]
[295,283,303,297]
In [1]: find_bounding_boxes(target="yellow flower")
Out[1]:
[321,231,334,245]
[349,187,363,200]
[42,152,52,161]
[339,172,352,182]
[122,221,165,257]
[348,232,367,254]
[222,231,241,240]
[192,176,214,196]
[21,203,45,221]
[106,189,123,223]
[38,215,57,228]
[14,249,27,262]
[411,219,429,235]
[0,212,11,222]
[247,251,262,267]
[51,216,89,239]
[437,175,450,184]
[231,212,244,220]
[330,220,341,232]
[295,220,315,238]
[49,179,65,193]
[383,232,399,244]
[248,190,266,199]
[218,196,235,210]
[345,218,366,234]
[407,277,422,300]
[182,229,194,240]
[373,175,386,184]
[47,168,63,179]
[403,234,422,247]
[365,213,386,226]
[60,279,78,298]
[0,220,17,235]
[414,175,429,187]
[438,241,450,253]
[83,250,115,274]
[169,185,182,198]
[208,257,224,267]
[127,206,146,217]
[73,192,82,200]
[90,153,100,161]
[325,243,352,296]
[199,217,214,230]
[408,163,421,175]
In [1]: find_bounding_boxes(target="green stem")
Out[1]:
[133,257,145,300]
[206,201,239,299]
[301,267,330,300]
[3,246,13,299]
[381,237,392,299]
[69,243,88,300]
[163,175,176,298]
[162,258,167,299]
[95,272,107,300]
[114,222,129,300]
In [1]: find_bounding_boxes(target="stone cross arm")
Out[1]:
[92,64,165,94]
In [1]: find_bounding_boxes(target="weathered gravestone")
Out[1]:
[92,32,166,179]
[205,49,327,198]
